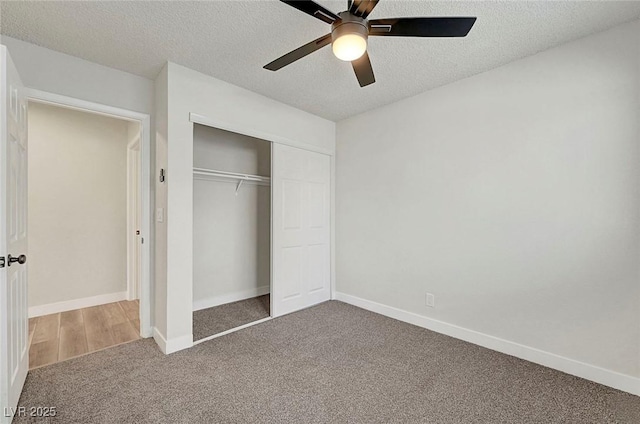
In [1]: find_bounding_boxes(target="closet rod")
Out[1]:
[193,167,271,183]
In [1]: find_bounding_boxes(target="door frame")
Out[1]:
[24,88,153,338]
[127,133,141,301]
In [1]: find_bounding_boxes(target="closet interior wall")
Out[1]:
[192,124,271,311]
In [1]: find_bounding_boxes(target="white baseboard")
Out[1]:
[152,327,193,354]
[335,292,640,396]
[29,291,128,318]
[193,285,270,312]
[152,328,167,353]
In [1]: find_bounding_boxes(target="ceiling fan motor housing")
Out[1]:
[331,11,369,44]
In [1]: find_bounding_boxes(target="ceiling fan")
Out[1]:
[264,0,477,87]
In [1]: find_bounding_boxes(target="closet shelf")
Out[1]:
[193,168,271,194]
[193,167,270,182]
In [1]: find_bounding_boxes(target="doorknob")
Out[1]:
[7,254,26,266]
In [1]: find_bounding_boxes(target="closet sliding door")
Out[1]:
[272,144,330,317]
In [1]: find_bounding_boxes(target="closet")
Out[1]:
[192,123,271,342]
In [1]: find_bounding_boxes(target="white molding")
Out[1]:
[152,327,167,353]
[153,328,193,354]
[335,292,640,396]
[270,142,275,318]
[25,88,153,340]
[28,291,128,318]
[153,327,167,355]
[193,316,272,345]
[127,134,141,151]
[193,285,270,312]
[189,112,334,156]
[24,89,148,122]
[330,154,336,300]
[126,136,141,302]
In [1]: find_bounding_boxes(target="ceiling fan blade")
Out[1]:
[349,0,380,19]
[264,34,332,71]
[352,51,375,87]
[280,0,340,24]
[369,17,477,37]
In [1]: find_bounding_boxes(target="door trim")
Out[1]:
[127,134,141,301]
[24,88,153,338]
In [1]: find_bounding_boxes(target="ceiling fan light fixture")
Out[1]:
[332,32,367,61]
[331,16,368,61]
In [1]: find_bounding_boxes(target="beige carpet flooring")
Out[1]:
[16,301,640,423]
[193,294,270,341]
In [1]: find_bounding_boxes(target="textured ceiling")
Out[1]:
[2,1,639,121]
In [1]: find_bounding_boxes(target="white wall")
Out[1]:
[193,124,271,176]
[0,36,153,114]
[192,124,270,309]
[155,62,335,351]
[336,19,640,385]
[28,102,129,306]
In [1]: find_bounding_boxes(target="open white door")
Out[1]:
[271,144,331,317]
[0,46,29,422]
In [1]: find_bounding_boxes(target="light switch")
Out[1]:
[156,207,164,223]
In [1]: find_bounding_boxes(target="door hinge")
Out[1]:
[141,237,144,244]
[0,256,5,268]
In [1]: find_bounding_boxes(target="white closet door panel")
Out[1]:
[281,247,303,301]
[272,144,330,317]
[307,244,327,291]
[282,181,302,229]
[307,183,325,228]
[305,150,330,304]
[278,145,304,180]
[306,150,330,183]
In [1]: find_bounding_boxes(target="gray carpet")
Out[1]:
[193,295,270,341]
[16,301,640,423]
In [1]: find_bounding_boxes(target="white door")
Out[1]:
[0,46,28,422]
[272,144,330,317]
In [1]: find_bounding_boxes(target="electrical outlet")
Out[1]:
[426,293,435,308]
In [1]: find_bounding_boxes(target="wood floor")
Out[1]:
[28,300,140,369]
